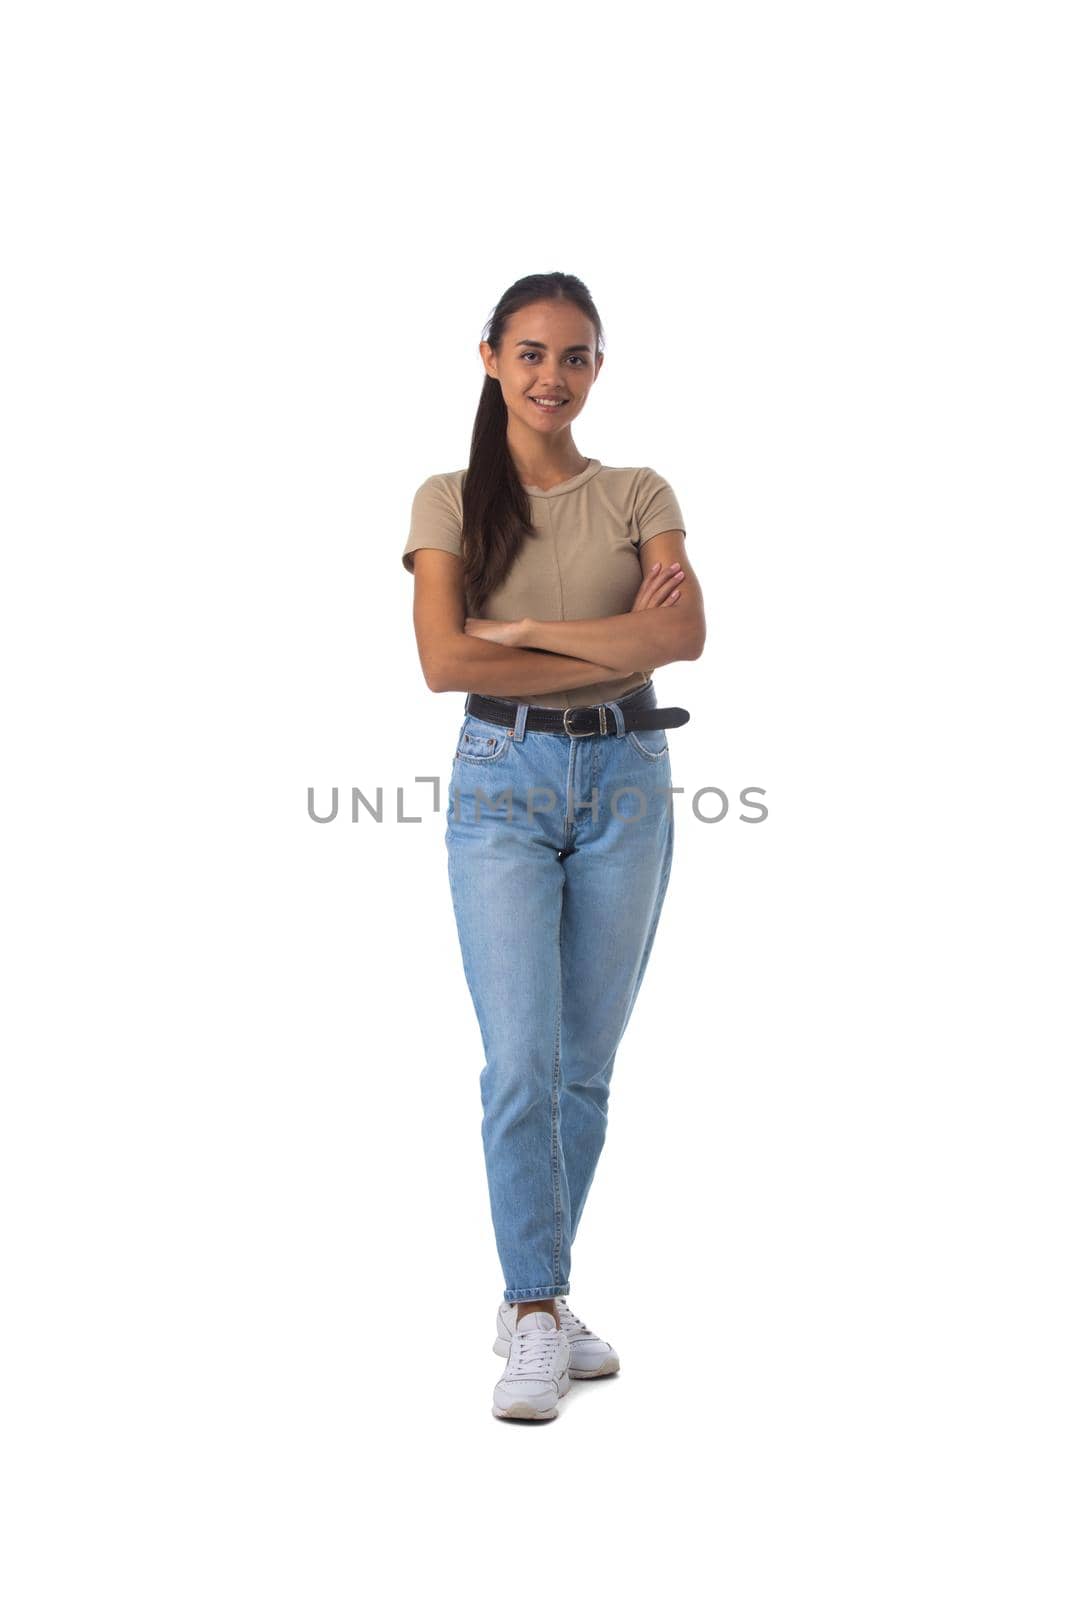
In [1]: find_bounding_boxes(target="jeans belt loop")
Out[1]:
[604,699,626,736]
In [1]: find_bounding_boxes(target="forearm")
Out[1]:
[519,610,700,673]
[427,635,623,696]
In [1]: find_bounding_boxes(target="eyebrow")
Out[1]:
[514,339,593,354]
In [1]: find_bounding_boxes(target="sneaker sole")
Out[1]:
[493,1334,621,1378]
[492,1401,558,1421]
[493,1372,570,1421]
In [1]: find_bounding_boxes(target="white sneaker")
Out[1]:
[493,1296,621,1379]
[492,1309,572,1421]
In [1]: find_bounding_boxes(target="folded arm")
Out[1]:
[408,548,620,695]
[430,638,623,696]
[519,533,705,673]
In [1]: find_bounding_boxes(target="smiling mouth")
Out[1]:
[529,397,569,410]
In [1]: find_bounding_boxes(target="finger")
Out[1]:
[631,567,661,611]
[646,569,687,604]
[649,563,684,589]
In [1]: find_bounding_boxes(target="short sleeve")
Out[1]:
[635,467,686,546]
[402,474,464,573]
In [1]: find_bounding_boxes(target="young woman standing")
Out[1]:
[402,273,705,1422]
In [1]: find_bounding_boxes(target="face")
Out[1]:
[481,299,603,433]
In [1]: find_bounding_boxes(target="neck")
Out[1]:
[508,427,589,489]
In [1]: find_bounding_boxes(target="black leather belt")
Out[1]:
[464,690,690,737]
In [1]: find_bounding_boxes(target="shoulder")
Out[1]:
[593,465,686,544]
[593,464,680,497]
[403,469,468,573]
[410,467,466,506]
[594,463,685,508]
[409,468,467,525]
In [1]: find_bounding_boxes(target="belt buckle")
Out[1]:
[563,705,606,737]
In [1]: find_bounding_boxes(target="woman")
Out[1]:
[402,272,705,1422]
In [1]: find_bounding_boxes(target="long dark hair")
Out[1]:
[462,272,605,615]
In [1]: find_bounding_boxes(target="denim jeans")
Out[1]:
[445,680,675,1304]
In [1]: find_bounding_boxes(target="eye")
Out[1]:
[518,352,588,365]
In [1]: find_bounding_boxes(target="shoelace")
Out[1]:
[507,1325,565,1377]
[555,1297,595,1339]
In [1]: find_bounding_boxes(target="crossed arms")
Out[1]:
[410,530,705,696]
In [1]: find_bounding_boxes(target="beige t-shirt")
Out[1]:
[401,458,686,709]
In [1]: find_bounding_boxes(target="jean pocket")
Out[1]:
[455,715,511,763]
[626,725,670,761]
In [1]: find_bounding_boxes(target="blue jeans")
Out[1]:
[445,681,675,1304]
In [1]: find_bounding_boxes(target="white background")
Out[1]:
[2,2,1064,1595]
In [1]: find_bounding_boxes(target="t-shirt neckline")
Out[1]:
[520,458,602,498]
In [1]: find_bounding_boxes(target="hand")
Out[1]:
[464,616,528,648]
[630,560,686,612]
